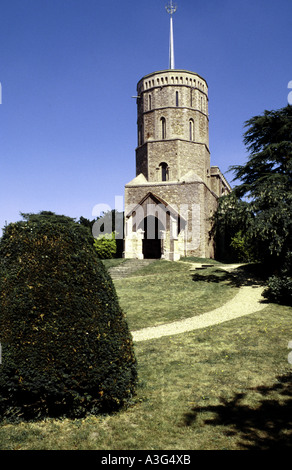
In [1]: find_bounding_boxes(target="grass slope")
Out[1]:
[114,260,240,330]
[1,260,291,450]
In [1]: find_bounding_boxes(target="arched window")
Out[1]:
[159,162,169,181]
[176,91,179,107]
[161,117,166,139]
[148,94,152,111]
[189,119,194,141]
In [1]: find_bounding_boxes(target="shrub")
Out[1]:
[0,213,137,421]
[263,275,292,306]
[93,233,117,259]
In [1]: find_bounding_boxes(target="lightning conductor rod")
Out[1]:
[166,1,177,70]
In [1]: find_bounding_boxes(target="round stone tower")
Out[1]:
[136,70,210,184]
[123,3,231,260]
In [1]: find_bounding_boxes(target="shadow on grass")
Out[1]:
[182,374,292,449]
[191,264,268,288]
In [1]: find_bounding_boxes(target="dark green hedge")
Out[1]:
[0,213,137,421]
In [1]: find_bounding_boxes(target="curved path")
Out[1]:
[132,285,266,343]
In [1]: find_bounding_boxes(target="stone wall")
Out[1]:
[124,179,218,258]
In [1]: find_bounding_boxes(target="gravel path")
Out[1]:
[132,284,266,343]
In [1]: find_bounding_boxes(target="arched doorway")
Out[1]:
[139,215,164,259]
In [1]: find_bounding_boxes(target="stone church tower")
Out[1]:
[124,3,231,260]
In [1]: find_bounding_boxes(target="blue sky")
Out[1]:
[0,0,291,235]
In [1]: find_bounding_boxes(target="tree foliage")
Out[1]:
[230,230,256,263]
[214,105,292,304]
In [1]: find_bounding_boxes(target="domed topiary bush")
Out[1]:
[0,212,137,421]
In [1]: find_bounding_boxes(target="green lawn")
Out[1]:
[113,260,240,330]
[0,260,291,450]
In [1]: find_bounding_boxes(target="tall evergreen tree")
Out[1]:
[214,105,292,304]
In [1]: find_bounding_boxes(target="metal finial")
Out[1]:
[166,1,177,69]
[165,1,177,16]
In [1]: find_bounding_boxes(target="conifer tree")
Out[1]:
[214,105,292,304]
